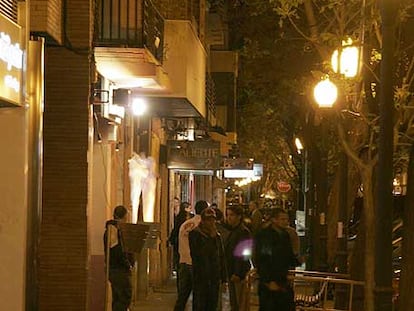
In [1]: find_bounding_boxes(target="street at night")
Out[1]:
[0,0,413,310]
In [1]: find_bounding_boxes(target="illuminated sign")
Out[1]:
[167,140,221,170]
[224,163,263,179]
[0,13,23,106]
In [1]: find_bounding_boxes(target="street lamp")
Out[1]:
[295,137,304,154]
[313,77,338,108]
[331,38,360,78]
[313,37,360,307]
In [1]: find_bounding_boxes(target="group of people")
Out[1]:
[102,200,301,311]
[169,199,301,311]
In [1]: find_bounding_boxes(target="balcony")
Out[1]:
[96,0,163,62]
[139,20,206,118]
[94,0,169,90]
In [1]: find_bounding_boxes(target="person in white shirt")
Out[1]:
[173,200,209,311]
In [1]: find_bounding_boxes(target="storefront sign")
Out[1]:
[0,14,23,106]
[223,163,263,179]
[167,140,221,170]
[222,158,253,170]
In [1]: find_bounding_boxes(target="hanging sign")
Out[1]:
[167,140,221,170]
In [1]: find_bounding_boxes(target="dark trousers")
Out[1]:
[192,279,220,311]
[174,263,193,311]
[229,280,243,311]
[258,282,295,311]
[109,269,132,311]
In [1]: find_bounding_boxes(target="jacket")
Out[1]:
[223,222,252,279]
[189,227,226,283]
[178,215,201,264]
[254,226,297,284]
[103,220,134,271]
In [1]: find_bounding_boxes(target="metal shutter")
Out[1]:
[0,0,18,23]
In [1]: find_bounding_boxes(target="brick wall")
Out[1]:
[65,0,92,47]
[30,0,63,44]
[39,47,91,311]
[38,0,93,310]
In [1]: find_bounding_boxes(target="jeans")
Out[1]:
[174,264,193,311]
[109,269,132,311]
[192,279,220,311]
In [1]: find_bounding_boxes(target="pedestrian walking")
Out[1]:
[173,200,209,311]
[223,205,252,311]
[104,205,134,311]
[189,208,226,311]
[254,208,299,311]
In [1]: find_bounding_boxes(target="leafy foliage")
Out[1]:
[229,1,317,192]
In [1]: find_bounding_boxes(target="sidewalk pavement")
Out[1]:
[131,278,184,311]
[131,278,232,311]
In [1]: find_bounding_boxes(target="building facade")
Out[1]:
[0,0,239,310]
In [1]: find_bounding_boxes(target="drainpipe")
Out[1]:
[25,32,45,311]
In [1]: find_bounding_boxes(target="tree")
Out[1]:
[230,0,414,310]
[229,0,318,197]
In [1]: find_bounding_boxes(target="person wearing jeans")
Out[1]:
[173,200,208,311]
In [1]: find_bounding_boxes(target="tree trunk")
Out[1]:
[399,144,414,311]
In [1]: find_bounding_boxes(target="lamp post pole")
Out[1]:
[374,0,396,309]
[335,151,348,309]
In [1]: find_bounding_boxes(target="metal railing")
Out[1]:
[243,269,365,311]
[95,0,164,63]
[206,73,217,118]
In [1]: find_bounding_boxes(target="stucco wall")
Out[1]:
[0,108,28,311]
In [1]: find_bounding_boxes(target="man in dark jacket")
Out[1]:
[104,205,134,311]
[189,207,226,311]
[224,205,252,311]
[254,208,298,311]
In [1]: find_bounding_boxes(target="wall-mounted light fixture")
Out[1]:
[131,97,147,116]
[115,142,122,152]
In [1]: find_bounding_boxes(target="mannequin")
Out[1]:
[128,152,156,223]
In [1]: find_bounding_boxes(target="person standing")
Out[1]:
[168,202,192,289]
[254,208,298,311]
[210,202,224,223]
[172,197,181,216]
[189,208,226,311]
[173,200,209,311]
[103,205,134,311]
[248,201,263,235]
[224,205,252,311]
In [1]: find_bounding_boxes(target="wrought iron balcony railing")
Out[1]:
[206,73,217,119]
[95,0,164,63]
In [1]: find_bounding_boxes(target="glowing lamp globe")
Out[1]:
[331,38,360,78]
[131,98,147,116]
[314,78,338,108]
